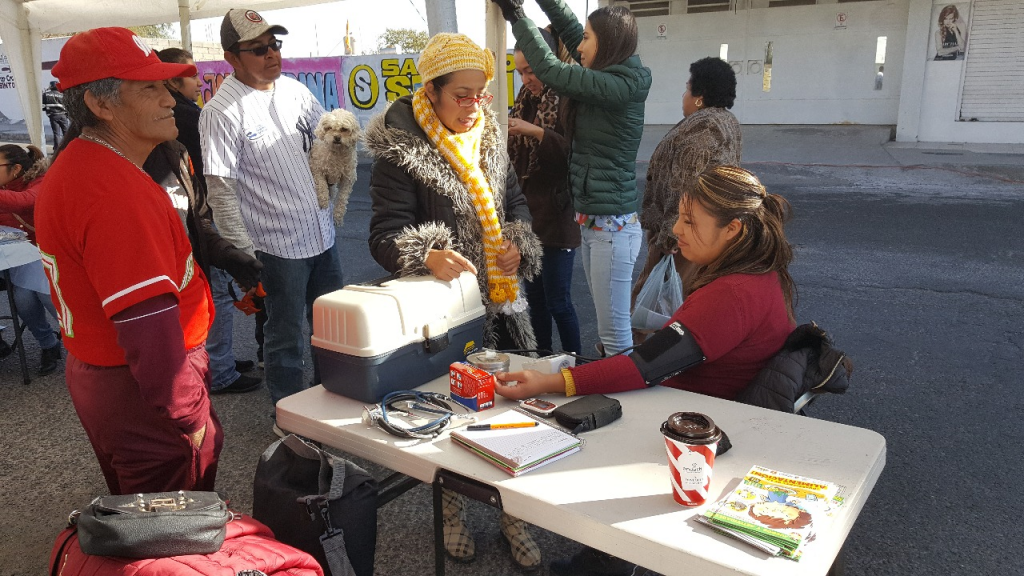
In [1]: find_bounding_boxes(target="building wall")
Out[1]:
[634,0,909,125]
[896,0,1024,144]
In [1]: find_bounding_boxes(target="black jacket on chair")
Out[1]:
[735,322,853,413]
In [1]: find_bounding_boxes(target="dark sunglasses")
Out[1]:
[236,39,283,56]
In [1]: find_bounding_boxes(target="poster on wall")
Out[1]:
[0,36,69,127]
[196,57,345,111]
[929,1,970,61]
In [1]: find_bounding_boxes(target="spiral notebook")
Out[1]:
[449,410,582,476]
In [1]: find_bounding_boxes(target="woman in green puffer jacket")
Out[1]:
[493,0,652,357]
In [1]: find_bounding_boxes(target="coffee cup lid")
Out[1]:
[661,412,722,445]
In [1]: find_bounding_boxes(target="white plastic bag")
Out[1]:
[631,255,683,331]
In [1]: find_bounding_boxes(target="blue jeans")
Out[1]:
[206,267,241,391]
[580,222,642,355]
[12,285,59,349]
[258,242,344,405]
[525,247,581,354]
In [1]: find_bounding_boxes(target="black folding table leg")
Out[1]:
[432,469,504,576]
[4,270,29,385]
[433,479,445,576]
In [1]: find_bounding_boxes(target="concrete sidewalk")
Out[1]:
[638,124,1024,169]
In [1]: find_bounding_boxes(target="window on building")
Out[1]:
[768,0,817,7]
[958,0,1024,121]
[624,0,671,17]
[874,36,887,90]
[687,0,731,14]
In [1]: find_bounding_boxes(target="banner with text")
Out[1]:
[197,57,346,110]
[342,51,522,126]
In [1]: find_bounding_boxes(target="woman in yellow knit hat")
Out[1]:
[364,33,544,570]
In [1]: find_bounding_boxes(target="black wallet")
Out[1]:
[553,394,622,433]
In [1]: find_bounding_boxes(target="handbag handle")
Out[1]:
[275,434,348,500]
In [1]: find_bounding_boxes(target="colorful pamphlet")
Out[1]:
[449,410,582,476]
[700,465,843,560]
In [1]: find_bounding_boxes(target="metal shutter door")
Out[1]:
[958,0,1024,121]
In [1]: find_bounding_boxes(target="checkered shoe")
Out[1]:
[442,489,475,562]
[500,512,542,571]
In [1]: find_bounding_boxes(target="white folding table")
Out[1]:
[277,355,885,576]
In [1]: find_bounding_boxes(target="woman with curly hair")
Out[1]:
[633,57,742,341]
[934,4,966,60]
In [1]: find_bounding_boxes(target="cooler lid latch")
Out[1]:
[423,319,450,354]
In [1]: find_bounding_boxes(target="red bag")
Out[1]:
[50,513,324,576]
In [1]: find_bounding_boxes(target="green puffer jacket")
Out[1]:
[512,0,651,216]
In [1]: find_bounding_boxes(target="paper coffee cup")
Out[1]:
[661,412,723,507]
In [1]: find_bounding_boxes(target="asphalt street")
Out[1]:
[0,126,1021,575]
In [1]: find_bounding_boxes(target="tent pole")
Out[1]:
[178,0,192,53]
[425,0,458,35]
[485,0,507,140]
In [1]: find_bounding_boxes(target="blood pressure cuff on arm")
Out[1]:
[628,321,705,386]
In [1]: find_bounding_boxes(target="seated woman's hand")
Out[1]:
[495,370,566,400]
[496,239,521,275]
[426,249,477,281]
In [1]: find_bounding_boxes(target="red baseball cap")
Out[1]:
[52,27,197,91]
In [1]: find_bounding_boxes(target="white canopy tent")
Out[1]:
[0,0,499,149]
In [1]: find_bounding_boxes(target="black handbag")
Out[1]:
[253,435,378,576]
[75,491,230,558]
[553,394,623,433]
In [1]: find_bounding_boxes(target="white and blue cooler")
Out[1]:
[311,274,486,403]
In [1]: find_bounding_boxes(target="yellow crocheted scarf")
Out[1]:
[412,88,519,307]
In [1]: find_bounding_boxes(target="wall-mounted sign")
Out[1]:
[929,1,969,62]
[657,23,668,38]
[835,12,848,30]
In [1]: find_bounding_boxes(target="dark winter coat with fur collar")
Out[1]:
[365,95,542,350]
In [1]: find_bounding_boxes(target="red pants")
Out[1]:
[66,345,223,495]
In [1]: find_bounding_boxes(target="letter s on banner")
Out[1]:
[348,64,379,110]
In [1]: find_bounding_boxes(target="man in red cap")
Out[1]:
[35,27,222,494]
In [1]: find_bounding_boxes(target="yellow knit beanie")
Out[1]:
[417,33,495,85]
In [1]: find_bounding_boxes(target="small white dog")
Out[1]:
[310,108,360,225]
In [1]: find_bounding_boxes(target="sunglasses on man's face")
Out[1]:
[236,39,283,56]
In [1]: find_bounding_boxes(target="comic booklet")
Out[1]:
[700,465,842,560]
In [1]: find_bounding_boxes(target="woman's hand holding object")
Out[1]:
[496,240,521,275]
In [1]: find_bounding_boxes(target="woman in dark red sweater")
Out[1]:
[496,165,795,401]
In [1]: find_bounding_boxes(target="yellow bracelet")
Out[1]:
[561,368,577,397]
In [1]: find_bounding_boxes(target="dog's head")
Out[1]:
[315,109,361,147]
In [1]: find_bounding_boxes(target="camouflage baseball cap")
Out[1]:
[220,9,288,51]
